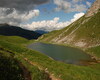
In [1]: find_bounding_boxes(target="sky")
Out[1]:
[0,0,95,32]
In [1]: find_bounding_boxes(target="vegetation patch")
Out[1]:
[0,36,100,80]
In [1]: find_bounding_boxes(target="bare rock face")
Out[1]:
[85,0,100,17]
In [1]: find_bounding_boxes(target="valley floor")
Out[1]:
[0,36,100,80]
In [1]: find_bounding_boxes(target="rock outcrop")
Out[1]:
[85,0,100,17]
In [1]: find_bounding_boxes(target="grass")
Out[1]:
[0,43,52,80]
[39,11,100,47]
[86,46,100,58]
[0,47,24,80]
[0,4,100,80]
[0,35,100,80]
[0,35,29,44]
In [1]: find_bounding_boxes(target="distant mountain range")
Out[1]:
[39,0,100,48]
[35,30,48,34]
[0,24,41,40]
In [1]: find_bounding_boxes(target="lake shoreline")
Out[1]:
[38,41,100,62]
[27,42,99,66]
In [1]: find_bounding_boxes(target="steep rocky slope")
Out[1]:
[39,0,100,49]
[85,0,100,17]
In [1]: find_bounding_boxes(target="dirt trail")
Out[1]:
[24,58,61,80]
[18,61,32,80]
[0,47,32,80]
[0,47,61,80]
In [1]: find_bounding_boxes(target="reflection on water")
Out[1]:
[28,42,94,65]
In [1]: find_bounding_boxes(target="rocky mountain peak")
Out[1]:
[85,0,100,17]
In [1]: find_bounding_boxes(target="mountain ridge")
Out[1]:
[85,0,100,17]
[39,0,100,49]
[0,24,42,40]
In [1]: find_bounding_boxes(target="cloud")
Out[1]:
[86,1,91,7]
[22,12,84,32]
[54,0,88,13]
[0,0,49,25]
[0,0,50,12]
[0,8,40,25]
[0,0,87,28]
[71,12,85,22]
[72,0,82,3]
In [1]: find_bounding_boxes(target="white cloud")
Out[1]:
[54,0,88,13]
[0,8,40,25]
[0,0,89,28]
[0,0,48,26]
[72,0,82,3]
[22,12,84,32]
[86,1,91,7]
[71,12,85,22]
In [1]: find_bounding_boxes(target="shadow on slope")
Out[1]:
[0,24,42,40]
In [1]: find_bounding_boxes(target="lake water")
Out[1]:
[28,42,93,65]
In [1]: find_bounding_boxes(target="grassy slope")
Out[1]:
[0,35,28,44]
[86,45,100,58]
[0,47,24,80]
[39,11,100,58]
[0,35,100,80]
[39,11,100,45]
[0,36,51,80]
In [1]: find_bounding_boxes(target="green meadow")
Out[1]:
[0,35,100,80]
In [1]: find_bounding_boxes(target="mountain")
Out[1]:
[0,24,42,40]
[39,0,100,48]
[35,30,48,34]
[85,0,100,17]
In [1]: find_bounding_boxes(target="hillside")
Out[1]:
[0,35,100,80]
[0,0,100,80]
[0,24,41,40]
[0,47,25,80]
[39,0,100,49]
